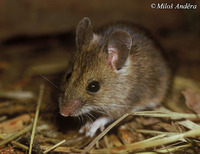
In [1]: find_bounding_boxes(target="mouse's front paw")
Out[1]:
[79,117,111,137]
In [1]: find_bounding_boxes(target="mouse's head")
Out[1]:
[59,17,133,118]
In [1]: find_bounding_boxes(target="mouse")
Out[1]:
[58,17,171,137]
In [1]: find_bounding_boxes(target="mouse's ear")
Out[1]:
[76,17,93,50]
[107,30,132,72]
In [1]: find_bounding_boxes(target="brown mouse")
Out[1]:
[58,17,171,137]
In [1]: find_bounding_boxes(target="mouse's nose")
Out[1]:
[59,100,81,117]
[60,106,71,117]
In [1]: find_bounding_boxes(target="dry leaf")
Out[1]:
[0,114,31,133]
[139,117,160,126]
[108,134,122,147]
[182,89,200,114]
[118,126,144,144]
[158,122,179,133]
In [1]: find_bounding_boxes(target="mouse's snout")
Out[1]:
[59,100,82,117]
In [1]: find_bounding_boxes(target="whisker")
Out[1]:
[87,112,96,120]
[75,115,79,124]
[80,114,84,124]
[93,107,110,116]
[78,115,81,123]
[84,113,89,122]
[46,104,58,111]
[39,74,58,88]
[82,114,85,124]
[86,113,93,122]
[98,111,110,116]
[108,104,132,108]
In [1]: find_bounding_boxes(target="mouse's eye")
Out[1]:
[87,81,100,93]
[65,72,72,82]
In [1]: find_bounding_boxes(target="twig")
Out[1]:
[41,145,79,153]
[91,127,200,153]
[136,129,179,136]
[132,110,200,119]
[155,144,192,153]
[0,134,28,150]
[43,139,66,153]
[134,152,157,154]
[0,91,34,100]
[178,120,200,130]
[0,124,32,147]
[28,84,45,154]
[0,116,7,122]
[11,140,29,150]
